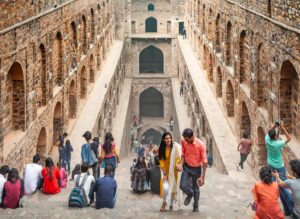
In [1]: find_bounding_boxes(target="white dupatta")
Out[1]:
[167,142,183,206]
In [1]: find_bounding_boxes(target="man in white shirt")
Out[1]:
[24,155,43,194]
[74,162,95,205]
[0,165,9,205]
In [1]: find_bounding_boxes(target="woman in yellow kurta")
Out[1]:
[158,132,182,212]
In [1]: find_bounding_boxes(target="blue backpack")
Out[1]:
[68,174,89,208]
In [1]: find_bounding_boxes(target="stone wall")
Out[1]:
[0,0,115,169]
[186,0,300,176]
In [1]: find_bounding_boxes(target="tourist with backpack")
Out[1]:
[93,164,117,209]
[70,163,95,208]
[81,131,96,167]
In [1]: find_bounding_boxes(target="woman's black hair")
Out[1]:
[269,129,276,141]
[103,132,114,155]
[290,160,300,178]
[7,168,19,184]
[57,162,62,169]
[135,156,146,169]
[45,157,54,181]
[158,132,173,160]
[259,166,273,184]
[65,139,71,157]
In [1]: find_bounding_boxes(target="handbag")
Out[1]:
[18,179,28,208]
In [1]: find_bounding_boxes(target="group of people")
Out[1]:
[131,129,208,213]
[247,120,300,219]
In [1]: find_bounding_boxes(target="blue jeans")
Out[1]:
[113,192,117,207]
[63,159,71,173]
[89,182,95,202]
[180,163,202,208]
[105,157,117,178]
[269,165,296,218]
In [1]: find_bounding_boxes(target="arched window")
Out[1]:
[140,87,164,117]
[139,46,164,73]
[148,4,154,11]
[141,128,162,145]
[225,21,232,66]
[145,17,157,32]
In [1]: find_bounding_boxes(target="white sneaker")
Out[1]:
[236,164,242,171]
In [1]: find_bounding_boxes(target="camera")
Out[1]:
[275,119,282,126]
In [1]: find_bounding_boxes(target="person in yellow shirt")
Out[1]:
[158,132,182,212]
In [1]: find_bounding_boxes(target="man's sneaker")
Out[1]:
[193,207,199,212]
[236,164,242,171]
[184,195,193,206]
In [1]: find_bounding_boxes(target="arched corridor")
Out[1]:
[141,128,162,145]
[139,46,164,73]
[139,87,164,117]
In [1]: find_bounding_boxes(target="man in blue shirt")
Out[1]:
[93,164,117,209]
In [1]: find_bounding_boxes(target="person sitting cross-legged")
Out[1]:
[93,164,117,209]
[24,154,43,194]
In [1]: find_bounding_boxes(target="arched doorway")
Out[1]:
[36,127,47,163]
[257,127,267,166]
[69,80,77,119]
[139,46,164,73]
[53,32,63,86]
[239,31,247,83]
[140,87,164,117]
[148,4,154,11]
[80,66,87,98]
[6,62,25,131]
[90,54,95,83]
[97,44,101,70]
[145,17,157,32]
[82,15,87,54]
[241,101,251,137]
[141,128,162,145]
[39,44,47,106]
[216,67,222,97]
[279,60,299,135]
[257,43,265,108]
[215,14,221,53]
[208,54,213,82]
[202,45,207,70]
[226,81,234,117]
[90,9,95,43]
[225,21,232,66]
[53,102,62,147]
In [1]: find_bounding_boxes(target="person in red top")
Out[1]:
[177,128,207,212]
[237,132,252,171]
[41,157,61,194]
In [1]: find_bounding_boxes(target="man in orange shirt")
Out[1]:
[177,128,207,212]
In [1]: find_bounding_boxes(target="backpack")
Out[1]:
[68,174,89,208]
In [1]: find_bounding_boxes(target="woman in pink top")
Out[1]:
[2,168,26,209]
[57,162,67,188]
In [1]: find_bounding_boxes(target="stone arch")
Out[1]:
[240,101,251,137]
[208,54,213,82]
[225,21,232,66]
[202,5,205,32]
[36,127,47,159]
[139,46,164,73]
[226,80,234,117]
[71,21,77,50]
[201,115,206,136]
[97,44,101,70]
[202,45,207,70]
[53,102,62,146]
[195,99,200,116]
[82,15,87,54]
[53,32,63,86]
[279,60,299,135]
[148,4,154,11]
[215,14,221,53]
[239,30,247,84]
[39,44,47,106]
[90,8,95,43]
[141,128,162,145]
[208,8,213,39]
[216,66,222,97]
[80,66,87,98]
[257,126,267,166]
[140,87,163,117]
[257,43,265,108]
[197,0,201,25]
[145,17,157,32]
[90,54,95,83]
[6,62,25,131]
[69,80,77,119]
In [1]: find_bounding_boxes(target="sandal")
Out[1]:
[160,202,167,212]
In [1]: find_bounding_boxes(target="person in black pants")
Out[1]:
[177,128,207,213]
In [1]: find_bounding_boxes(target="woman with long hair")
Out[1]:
[41,157,61,194]
[252,166,284,219]
[2,168,26,209]
[158,132,182,212]
[57,162,67,188]
[100,132,120,178]
[63,139,73,175]
[131,156,149,194]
